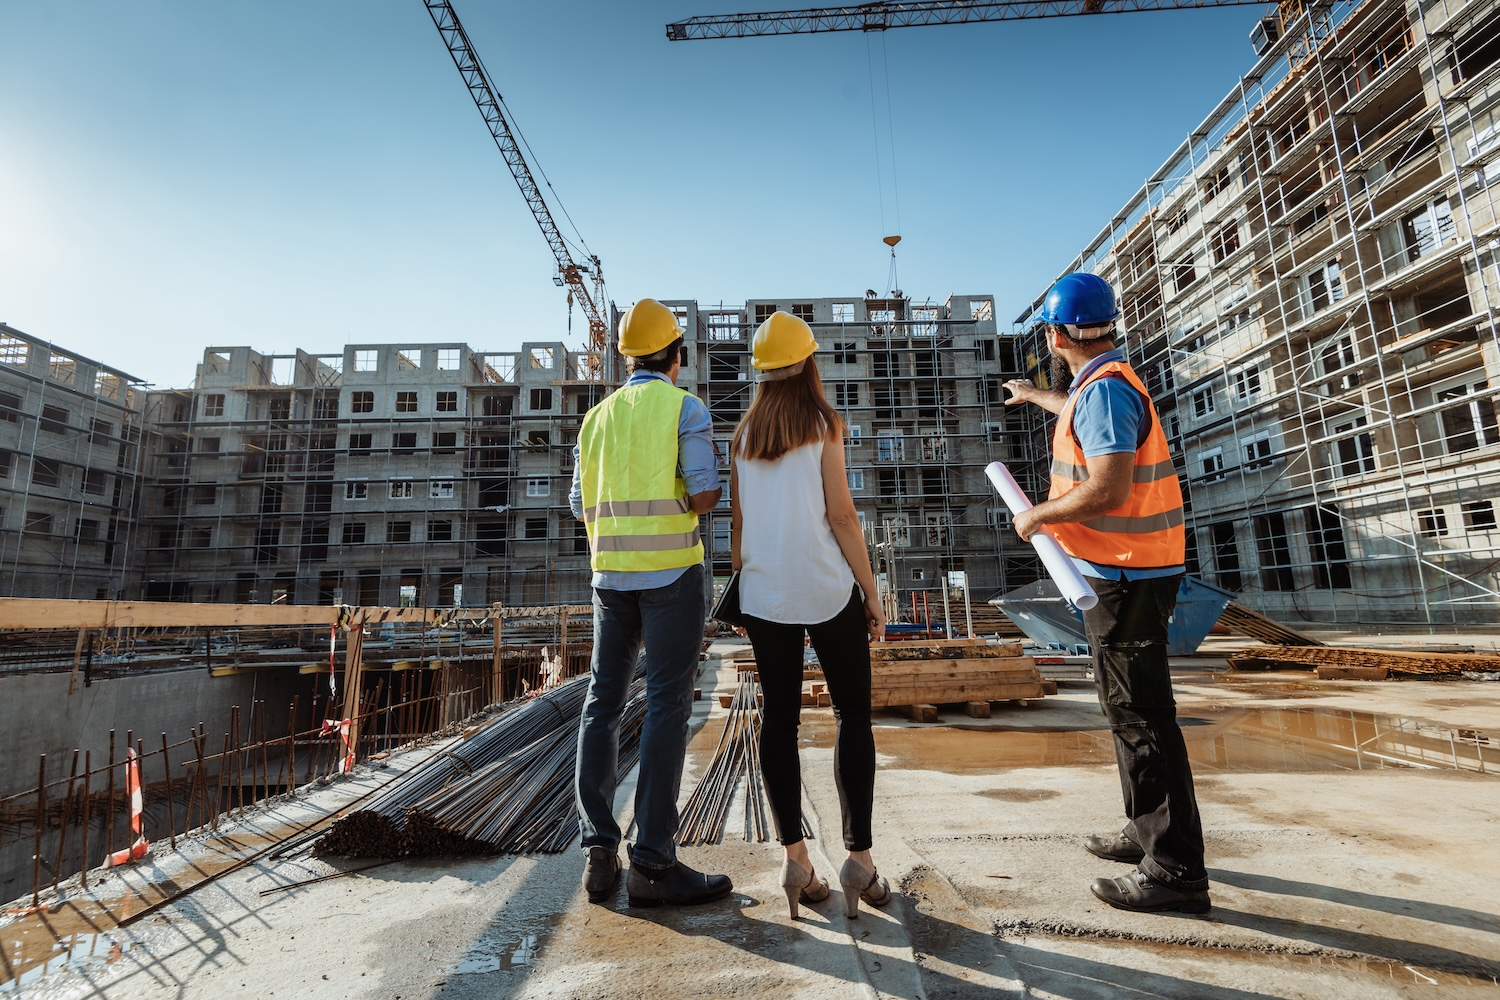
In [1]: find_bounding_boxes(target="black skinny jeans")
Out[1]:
[743,587,875,852]
[1082,573,1208,891]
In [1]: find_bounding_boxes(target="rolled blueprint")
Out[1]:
[985,461,1098,611]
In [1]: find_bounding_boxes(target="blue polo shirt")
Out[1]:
[568,370,720,591]
[1066,350,1184,582]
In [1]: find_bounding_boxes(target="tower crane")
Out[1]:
[665,0,1293,43]
[424,1,608,378]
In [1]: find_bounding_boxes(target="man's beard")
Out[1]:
[1047,353,1072,391]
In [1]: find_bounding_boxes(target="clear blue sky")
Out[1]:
[0,1,1265,389]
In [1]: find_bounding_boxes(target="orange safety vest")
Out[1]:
[1048,360,1185,568]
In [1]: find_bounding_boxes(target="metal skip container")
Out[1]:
[990,575,1237,656]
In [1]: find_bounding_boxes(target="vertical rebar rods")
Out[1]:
[677,672,771,845]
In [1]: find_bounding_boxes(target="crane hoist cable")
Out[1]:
[866,32,903,295]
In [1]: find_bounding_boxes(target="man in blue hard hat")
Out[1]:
[1003,272,1209,914]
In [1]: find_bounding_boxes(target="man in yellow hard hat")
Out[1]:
[569,298,730,907]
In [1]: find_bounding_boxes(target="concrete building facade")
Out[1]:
[0,290,1043,618]
[138,341,603,609]
[1015,0,1500,626]
[666,292,1028,614]
[0,323,147,601]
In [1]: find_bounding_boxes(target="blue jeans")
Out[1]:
[575,563,704,869]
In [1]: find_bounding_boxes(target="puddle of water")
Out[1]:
[0,931,140,993]
[0,835,266,991]
[1143,939,1499,988]
[868,707,1497,776]
[450,931,541,975]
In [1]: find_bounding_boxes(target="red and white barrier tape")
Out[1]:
[321,718,356,773]
[105,748,150,867]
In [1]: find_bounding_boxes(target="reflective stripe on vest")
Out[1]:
[582,498,690,521]
[578,378,705,573]
[1050,458,1178,484]
[1048,360,1185,568]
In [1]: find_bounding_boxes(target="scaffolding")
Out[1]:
[1015,0,1500,626]
[137,342,603,610]
[681,293,1035,621]
[0,325,148,602]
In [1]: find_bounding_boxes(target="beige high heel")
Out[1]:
[838,857,892,918]
[780,857,830,920]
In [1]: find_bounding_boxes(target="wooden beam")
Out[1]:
[871,657,1038,679]
[67,628,87,695]
[0,598,445,630]
[870,680,1045,709]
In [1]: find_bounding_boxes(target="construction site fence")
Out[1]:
[0,598,596,910]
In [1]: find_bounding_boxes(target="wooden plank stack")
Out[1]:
[869,638,1046,714]
[1228,644,1500,677]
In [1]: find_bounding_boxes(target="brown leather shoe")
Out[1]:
[1084,832,1145,864]
[1091,870,1210,913]
[582,845,620,903]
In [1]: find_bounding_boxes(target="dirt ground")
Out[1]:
[4,637,1499,999]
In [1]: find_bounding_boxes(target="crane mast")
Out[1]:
[425,0,607,377]
[666,0,1272,40]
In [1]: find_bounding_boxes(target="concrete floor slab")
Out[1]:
[3,643,1499,998]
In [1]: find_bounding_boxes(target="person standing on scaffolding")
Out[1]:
[569,297,731,908]
[1002,273,1209,914]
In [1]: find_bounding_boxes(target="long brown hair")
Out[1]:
[733,356,845,461]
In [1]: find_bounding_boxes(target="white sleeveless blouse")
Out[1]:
[735,438,856,625]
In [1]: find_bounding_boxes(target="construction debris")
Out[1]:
[1216,602,1325,646]
[1227,645,1500,678]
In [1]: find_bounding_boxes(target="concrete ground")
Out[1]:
[3,637,1499,999]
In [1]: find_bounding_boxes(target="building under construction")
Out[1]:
[1017,0,1500,626]
[0,292,1031,618]
[0,325,148,602]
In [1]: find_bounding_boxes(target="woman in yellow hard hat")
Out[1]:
[730,309,889,921]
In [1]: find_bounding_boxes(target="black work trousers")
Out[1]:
[744,588,875,852]
[1083,573,1208,891]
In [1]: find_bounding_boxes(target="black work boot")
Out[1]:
[581,845,621,903]
[1084,832,1146,864]
[1091,870,1210,913]
[626,859,733,907]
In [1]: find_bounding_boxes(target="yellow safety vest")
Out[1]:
[578,378,704,573]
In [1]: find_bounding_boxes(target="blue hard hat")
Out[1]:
[1040,273,1121,326]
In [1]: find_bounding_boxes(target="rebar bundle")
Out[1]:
[315,671,648,857]
[405,682,646,855]
[316,673,590,856]
[677,672,773,845]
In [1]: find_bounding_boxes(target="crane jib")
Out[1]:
[424,1,608,374]
[665,0,1275,40]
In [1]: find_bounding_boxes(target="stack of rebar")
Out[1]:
[677,671,772,845]
[405,682,646,854]
[316,669,649,857]
[316,672,590,856]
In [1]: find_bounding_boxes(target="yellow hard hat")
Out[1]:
[751,311,818,380]
[617,298,681,357]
